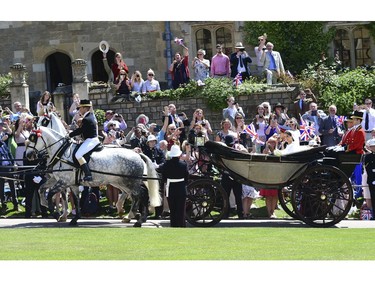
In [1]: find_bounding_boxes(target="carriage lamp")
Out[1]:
[195,136,205,147]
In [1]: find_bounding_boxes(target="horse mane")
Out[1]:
[38,112,67,135]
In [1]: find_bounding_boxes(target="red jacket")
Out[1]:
[342,125,365,154]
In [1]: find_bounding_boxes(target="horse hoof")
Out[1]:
[58,216,67,222]
[69,220,78,226]
[133,222,142,227]
[118,209,125,218]
[52,212,60,221]
[121,218,131,223]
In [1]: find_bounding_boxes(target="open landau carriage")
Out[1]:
[185,141,362,227]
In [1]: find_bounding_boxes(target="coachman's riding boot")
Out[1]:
[81,163,93,182]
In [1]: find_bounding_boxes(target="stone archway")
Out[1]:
[45,52,72,93]
[91,49,116,83]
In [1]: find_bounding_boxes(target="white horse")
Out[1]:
[25,126,161,227]
[38,112,131,222]
[36,113,71,222]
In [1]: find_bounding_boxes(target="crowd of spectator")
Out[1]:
[1,41,375,223]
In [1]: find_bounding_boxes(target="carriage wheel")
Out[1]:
[186,178,228,227]
[291,165,353,227]
[278,185,298,219]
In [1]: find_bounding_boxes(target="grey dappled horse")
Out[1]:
[26,126,161,227]
[36,113,71,222]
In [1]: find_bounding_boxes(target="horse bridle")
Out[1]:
[27,129,65,159]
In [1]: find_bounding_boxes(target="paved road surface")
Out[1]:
[1,217,374,228]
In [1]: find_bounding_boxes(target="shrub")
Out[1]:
[319,67,375,115]
[94,109,106,126]
[149,78,268,111]
[0,73,11,97]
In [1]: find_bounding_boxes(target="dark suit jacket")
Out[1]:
[319,115,343,146]
[293,99,311,118]
[230,52,252,78]
[69,112,98,140]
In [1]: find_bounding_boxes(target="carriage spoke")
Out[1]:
[186,178,228,227]
[291,165,353,227]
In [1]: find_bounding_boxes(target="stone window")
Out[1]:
[333,26,373,69]
[192,23,234,59]
[353,27,372,67]
[45,52,72,93]
[195,28,212,59]
[334,29,351,68]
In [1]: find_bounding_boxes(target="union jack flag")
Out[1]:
[299,116,315,141]
[243,123,258,140]
[336,115,345,126]
[174,37,184,46]
[234,73,242,88]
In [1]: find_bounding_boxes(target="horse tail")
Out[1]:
[139,153,162,207]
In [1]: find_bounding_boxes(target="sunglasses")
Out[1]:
[197,53,203,55]
[365,102,372,105]
[148,74,154,76]
[170,128,176,130]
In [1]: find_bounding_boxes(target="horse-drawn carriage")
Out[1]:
[185,141,362,228]
[1,112,362,228]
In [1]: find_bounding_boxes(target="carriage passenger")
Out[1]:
[68,99,100,182]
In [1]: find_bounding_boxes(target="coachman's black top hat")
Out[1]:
[351,110,363,120]
[77,99,93,108]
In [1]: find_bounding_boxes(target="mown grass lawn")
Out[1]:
[1,227,375,260]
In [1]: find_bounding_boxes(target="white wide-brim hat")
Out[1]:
[147,134,157,143]
[99,40,110,53]
[136,114,149,125]
[168,145,182,157]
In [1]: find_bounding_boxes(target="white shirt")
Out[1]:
[361,108,375,132]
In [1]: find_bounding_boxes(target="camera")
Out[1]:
[262,47,266,51]
[201,122,206,127]
[177,113,184,117]
[153,125,161,133]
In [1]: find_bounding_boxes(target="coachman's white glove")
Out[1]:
[33,176,42,184]
[333,146,345,152]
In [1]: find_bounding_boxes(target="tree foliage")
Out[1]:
[243,22,336,75]
[0,73,11,97]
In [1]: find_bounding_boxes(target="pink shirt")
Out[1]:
[211,53,230,77]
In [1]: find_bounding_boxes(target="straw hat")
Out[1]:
[234,42,245,50]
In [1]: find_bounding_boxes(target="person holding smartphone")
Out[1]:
[301,102,326,137]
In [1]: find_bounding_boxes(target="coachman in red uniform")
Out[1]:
[341,111,366,154]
